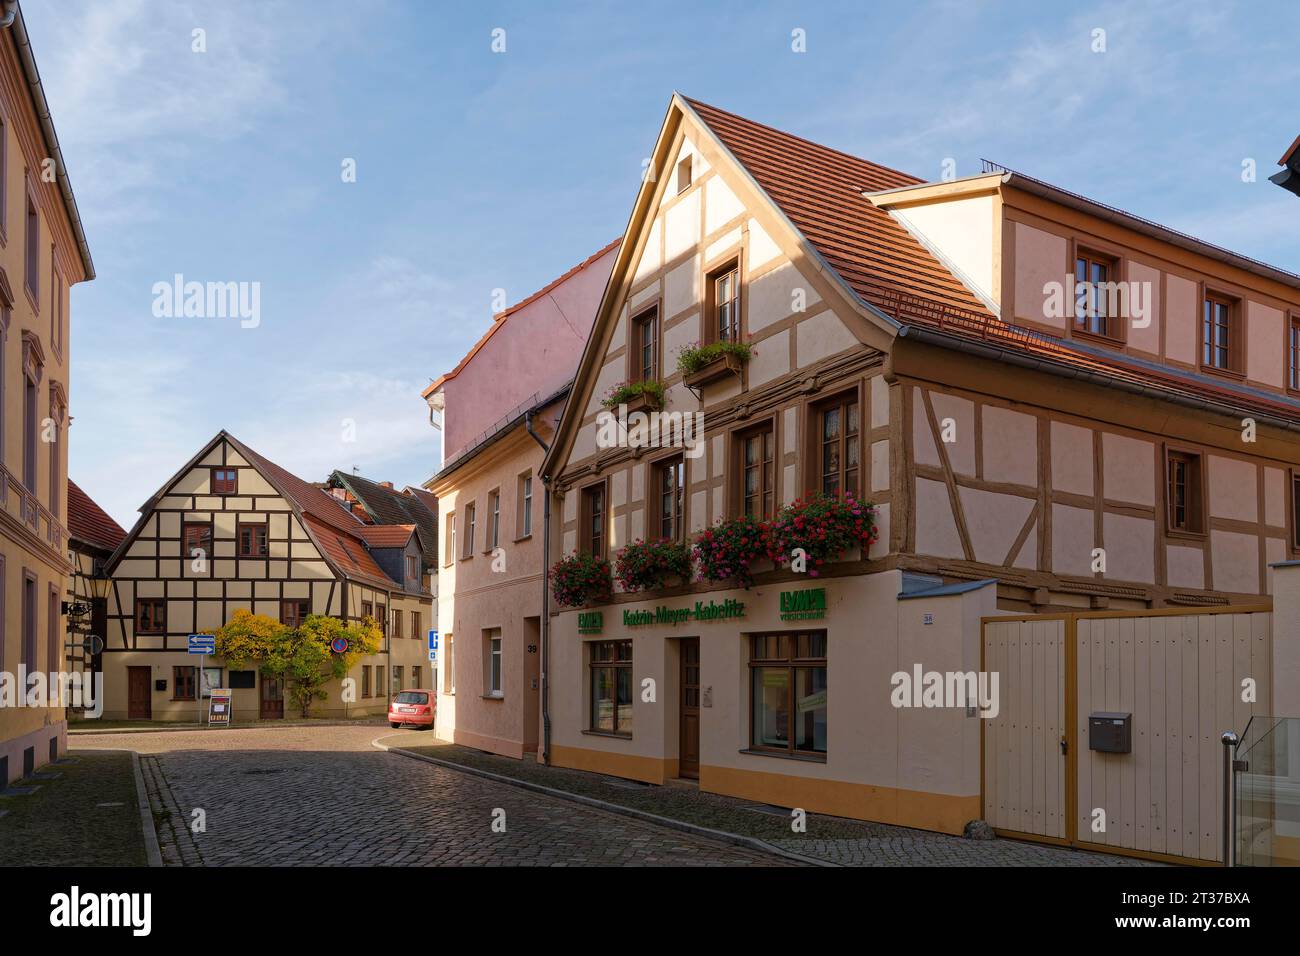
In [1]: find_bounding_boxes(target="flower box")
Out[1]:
[682,350,744,388]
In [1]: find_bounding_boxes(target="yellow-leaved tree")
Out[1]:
[215,609,382,718]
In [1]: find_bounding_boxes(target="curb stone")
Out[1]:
[372,737,835,867]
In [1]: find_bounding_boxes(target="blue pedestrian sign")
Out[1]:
[188,634,216,655]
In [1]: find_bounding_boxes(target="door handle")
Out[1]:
[1059,735,1068,755]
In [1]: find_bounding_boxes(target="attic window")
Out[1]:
[211,467,237,495]
[677,156,692,194]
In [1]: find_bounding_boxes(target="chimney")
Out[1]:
[380,481,394,489]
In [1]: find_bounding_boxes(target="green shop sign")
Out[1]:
[623,598,746,627]
[780,587,827,621]
[578,611,604,634]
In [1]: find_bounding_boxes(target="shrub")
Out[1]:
[693,514,770,588]
[614,538,693,592]
[675,339,752,377]
[765,492,878,577]
[549,551,614,607]
[601,379,666,410]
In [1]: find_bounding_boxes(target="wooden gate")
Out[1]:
[983,606,1272,865]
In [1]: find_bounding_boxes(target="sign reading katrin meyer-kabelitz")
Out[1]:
[622,598,746,627]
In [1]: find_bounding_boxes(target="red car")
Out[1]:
[388,689,435,729]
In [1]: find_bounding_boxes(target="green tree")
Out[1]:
[214,609,382,718]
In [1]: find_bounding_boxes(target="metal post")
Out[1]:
[1221,731,1239,867]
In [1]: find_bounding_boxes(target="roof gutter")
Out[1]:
[897,324,1300,435]
[5,3,95,280]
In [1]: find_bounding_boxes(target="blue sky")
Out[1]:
[22,0,1300,526]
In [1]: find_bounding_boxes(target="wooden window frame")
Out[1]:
[747,631,828,760]
[650,453,686,543]
[236,521,268,557]
[280,598,310,628]
[704,256,743,345]
[1290,469,1300,555]
[1199,285,1245,378]
[676,156,692,195]
[1164,444,1206,538]
[588,639,633,737]
[444,512,456,567]
[732,417,777,520]
[406,554,419,583]
[23,183,38,307]
[361,600,373,623]
[630,303,661,382]
[1070,243,1126,346]
[579,479,609,560]
[172,666,197,701]
[210,467,237,495]
[805,384,864,499]
[462,501,476,559]
[135,597,167,635]
[182,521,213,564]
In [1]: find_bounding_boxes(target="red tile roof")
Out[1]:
[422,239,621,398]
[354,524,416,548]
[67,479,127,553]
[684,97,1300,426]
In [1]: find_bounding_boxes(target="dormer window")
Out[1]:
[1073,251,1121,342]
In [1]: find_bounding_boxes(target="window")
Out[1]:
[589,640,632,735]
[0,118,6,236]
[412,610,422,641]
[1166,448,1205,535]
[676,156,692,194]
[22,372,35,491]
[445,635,455,693]
[815,392,860,497]
[1292,472,1300,552]
[1202,291,1241,374]
[47,398,60,516]
[633,305,659,381]
[738,424,775,519]
[393,666,404,692]
[520,473,533,537]
[377,604,387,637]
[280,599,310,628]
[376,664,386,699]
[406,554,419,582]
[362,665,371,698]
[488,490,500,550]
[211,467,237,494]
[24,190,38,298]
[47,585,58,677]
[412,665,423,688]
[581,483,606,559]
[173,666,197,701]
[1289,314,1300,393]
[228,670,256,689]
[361,601,373,622]
[51,266,63,356]
[710,263,740,342]
[22,573,35,669]
[654,456,685,542]
[485,628,502,696]
[136,597,166,634]
[183,522,212,563]
[1073,251,1120,341]
[237,522,268,557]
[750,631,827,757]
[463,502,475,558]
[445,512,456,565]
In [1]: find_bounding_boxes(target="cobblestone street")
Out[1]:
[73,725,790,867]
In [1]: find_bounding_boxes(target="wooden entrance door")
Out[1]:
[679,638,700,779]
[127,666,152,720]
[260,676,284,719]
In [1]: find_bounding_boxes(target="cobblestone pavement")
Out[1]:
[74,726,790,866]
[399,740,1161,867]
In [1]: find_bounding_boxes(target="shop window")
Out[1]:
[749,631,827,757]
[589,640,632,735]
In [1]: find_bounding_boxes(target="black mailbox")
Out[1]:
[1088,712,1132,753]
[155,679,167,693]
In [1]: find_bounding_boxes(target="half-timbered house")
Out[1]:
[98,432,433,721]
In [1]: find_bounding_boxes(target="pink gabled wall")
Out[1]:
[441,245,618,461]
